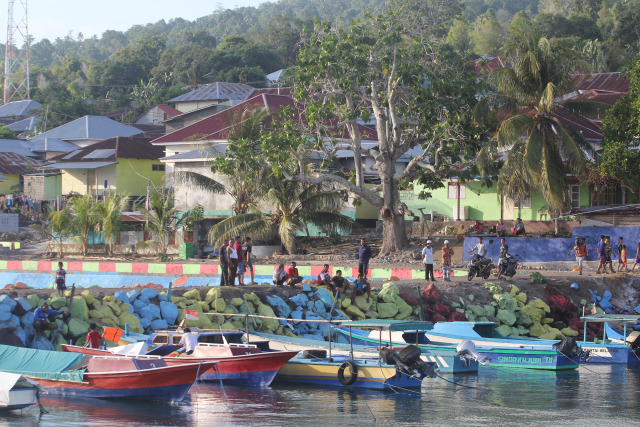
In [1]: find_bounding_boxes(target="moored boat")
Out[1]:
[0,372,39,411]
[0,344,216,402]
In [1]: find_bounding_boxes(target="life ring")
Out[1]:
[337,361,358,386]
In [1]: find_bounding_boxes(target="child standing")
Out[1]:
[605,236,614,273]
[620,245,628,272]
[616,237,625,272]
[55,262,66,297]
[441,240,454,282]
[632,239,640,272]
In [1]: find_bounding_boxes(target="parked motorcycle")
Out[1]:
[467,254,495,281]
[497,254,518,279]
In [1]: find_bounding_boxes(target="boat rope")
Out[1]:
[194,361,203,414]
[435,373,480,389]
[213,363,229,403]
[363,402,377,422]
[376,364,422,395]
[557,350,601,374]
[36,389,49,415]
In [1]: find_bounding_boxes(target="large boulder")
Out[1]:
[484,304,496,318]
[0,295,17,310]
[105,302,122,317]
[529,298,551,313]
[30,335,54,351]
[114,291,129,305]
[345,305,365,320]
[495,294,516,311]
[150,319,168,330]
[528,323,546,337]
[160,301,179,325]
[230,298,244,307]
[70,296,89,320]
[398,290,420,307]
[211,298,226,312]
[496,324,513,337]
[290,293,309,308]
[141,288,159,300]
[516,314,533,327]
[354,295,372,312]
[377,303,399,319]
[561,327,579,337]
[266,295,292,318]
[379,282,400,300]
[140,304,160,321]
[257,304,279,332]
[68,318,90,336]
[182,289,201,301]
[314,289,333,308]
[0,305,15,322]
[313,300,327,316]
[184,310,213,329]
[496,309,517,326]
[466,305,486,317]
[243,292,261,305]
[20,312,34,330]
[118,312,143,333]
[14,298,31,315]
[126,290,140,302]
[49,296,67,310]
[220,322,237,330]
[520,305,545,324]
[341,298,351,308]
[133,299,147,313]
[394,296,413,318]
[26,294,40,308]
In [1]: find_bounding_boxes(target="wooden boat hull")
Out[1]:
[27,361,217,402]
[62,345,298,387]
[275,356,423,390]
[339,328,579,371]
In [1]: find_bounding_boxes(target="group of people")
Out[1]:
[218,236,256,286]
[421,239,455,282]
[574,235,640,275]
[456,218,526,242]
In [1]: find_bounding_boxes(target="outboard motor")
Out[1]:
[456,339,491,366]
[625,331,640,356]
[380,345,437,379]
[553,337,590,362]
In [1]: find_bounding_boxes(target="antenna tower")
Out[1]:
[3,0,30,104]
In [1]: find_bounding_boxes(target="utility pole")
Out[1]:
[4,0,30,104]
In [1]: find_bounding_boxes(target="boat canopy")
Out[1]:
[339,320,434,331]
[580,314,640,323]
[0,344,85,382]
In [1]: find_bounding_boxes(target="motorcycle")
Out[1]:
[497,254,518,279]
[467,254,495,281]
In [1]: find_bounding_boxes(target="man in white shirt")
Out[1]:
[178,329,198,355]
[468,236,487,258]
[273,263,289,286]
[422,240,435,281]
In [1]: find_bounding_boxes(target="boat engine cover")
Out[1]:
[552,337,590,362]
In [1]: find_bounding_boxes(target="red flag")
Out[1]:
[185,309,198,320]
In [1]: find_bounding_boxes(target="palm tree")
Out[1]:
[208,171,355,254]
[30,208,74,257]
[68,195,99,256]
[139,189,179,256]
[478,31,599,216]
[94,193,129,256]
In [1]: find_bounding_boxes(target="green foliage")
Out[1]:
[30,208,74,257]
[179,204,204,231]
[93,193,129,256]
[69,195,100,256]
[139,189,179,256]
[0,126,17,140]
[530,272,546,284]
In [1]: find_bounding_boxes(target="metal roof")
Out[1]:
[45,161,118,170]
[0,100,42,118]
[167,82,254,103]
[30,115,143,141]
[0,152,42,174]
[83,149,116,159]
[6,115,39,132]
[0,139,38,157]
[161,145,226,161]
[29,138,79,153]
[573,72,629,93]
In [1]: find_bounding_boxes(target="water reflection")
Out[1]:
[3,367,640,426]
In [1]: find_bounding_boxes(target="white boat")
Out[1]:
[0,372,39,411]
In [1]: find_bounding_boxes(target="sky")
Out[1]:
[3,0,275,42]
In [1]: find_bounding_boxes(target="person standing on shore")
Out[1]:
[574,238,588,276]
[605,236,614,273]
[358,238,372,279]
[55,262,66,297]
[244,237,256,285]
[616,237,625,273]
[227,238,238,286]
[422,240,435,281]
[441,240,454,282]
[219,239,229,286]
[596,235,607,274]
[632,239,640,272]
[234,236,245,286]
[620,245,628,272]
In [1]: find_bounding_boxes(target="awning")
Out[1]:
[44,161,118,170]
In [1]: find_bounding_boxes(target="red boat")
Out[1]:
[27,356,218,402]
[62,343,298,387]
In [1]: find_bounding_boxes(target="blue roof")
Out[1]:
[31,115,142,141]
[29,138,79,153]
[6,116,39,132]
[167,82,254,103]
[0,139,38,157]
[0,100,41,118]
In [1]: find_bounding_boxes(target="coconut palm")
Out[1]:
[139,189,180,256]
[68,195,99,256]
[208,171,355,254]
[30,208,74,257]
[94,193,129,256]
[478,31,600,215]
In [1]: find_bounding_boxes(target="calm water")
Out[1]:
[3,365,640,426]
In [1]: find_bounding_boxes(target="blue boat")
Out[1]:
[336,322,581,371]
[421,320,639,366]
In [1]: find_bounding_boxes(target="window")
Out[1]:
[172,335,183,345]
[447,182,466,199]
[569,185,580,209]
[152,164,165,172]
[152,334,169,345]
[592,187,616,206]
[515,193,531,209]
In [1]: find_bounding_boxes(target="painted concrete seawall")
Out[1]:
[0,260,456,289]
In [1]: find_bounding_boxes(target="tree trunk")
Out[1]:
[59,239,63,258]
[378,160,410,254]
